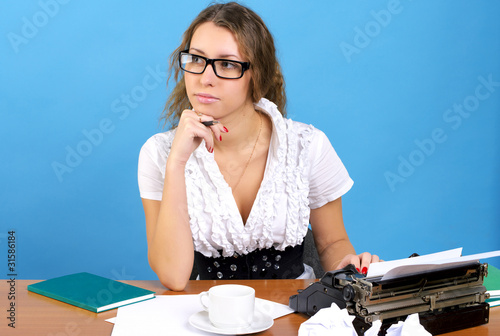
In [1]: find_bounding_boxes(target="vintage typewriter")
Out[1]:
[289,261,490,335]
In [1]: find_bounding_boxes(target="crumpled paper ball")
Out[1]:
[298,304,432,336]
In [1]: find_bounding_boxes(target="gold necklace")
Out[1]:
[232,112,263,191]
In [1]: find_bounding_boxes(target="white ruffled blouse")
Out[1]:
[138,98,353,258]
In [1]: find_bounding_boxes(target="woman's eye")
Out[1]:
[192,56,204,64]
[221,61,237,69]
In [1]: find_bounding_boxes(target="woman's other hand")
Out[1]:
[335,252,380,275]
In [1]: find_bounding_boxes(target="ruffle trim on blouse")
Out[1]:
[253,99,315,252]
[282,118,314,249]
[189,146,247,258]
[152,98,315,258]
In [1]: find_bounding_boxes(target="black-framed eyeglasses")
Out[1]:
[179,50,250,79]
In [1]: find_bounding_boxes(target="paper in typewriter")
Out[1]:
[367,248,500,280]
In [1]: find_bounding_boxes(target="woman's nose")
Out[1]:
[200,63,217,86]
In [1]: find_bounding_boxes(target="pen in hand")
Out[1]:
[201,120,220,127]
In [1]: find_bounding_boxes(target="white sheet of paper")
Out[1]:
[109,294,294,336]
[424,250,500,265]
[366,248,463,278]
[367,248,500,280]
[381,250,500,280]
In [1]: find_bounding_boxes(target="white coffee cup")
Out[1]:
[199,284,255,329]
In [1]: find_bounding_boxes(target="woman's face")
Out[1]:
[185,21,253,121]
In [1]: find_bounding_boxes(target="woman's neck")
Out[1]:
[214,104,264,152]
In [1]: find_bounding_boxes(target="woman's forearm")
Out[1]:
[318,238,356,272]
[147,161,194,291]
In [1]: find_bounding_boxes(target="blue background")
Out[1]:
[1,0,499,281]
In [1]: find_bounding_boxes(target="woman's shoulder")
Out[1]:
[139,130,177,165]
[282,116,329,151]
[141,130,176,150]
[285,118,322,135]
[256,98,323,139]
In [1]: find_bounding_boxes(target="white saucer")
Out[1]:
[189,310,274,335]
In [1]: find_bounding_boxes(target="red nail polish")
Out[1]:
[219,135,222,141]
[362,267,368,274]
[356,268,361,273]
[223,126,229,133]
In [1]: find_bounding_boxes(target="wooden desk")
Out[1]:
[1,279,498,335]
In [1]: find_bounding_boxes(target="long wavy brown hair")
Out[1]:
[160,1,286,129]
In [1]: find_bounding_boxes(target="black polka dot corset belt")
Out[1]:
[194,244,305,280]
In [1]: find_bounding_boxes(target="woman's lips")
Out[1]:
[195,93,219,104]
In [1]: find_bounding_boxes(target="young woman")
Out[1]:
[138,2,379,291]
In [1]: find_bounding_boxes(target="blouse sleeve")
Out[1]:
[137,136,165,201]
[307,130,354,209]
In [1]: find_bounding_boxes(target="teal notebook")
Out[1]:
[27,272,155,312]
[485,264,500,307]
